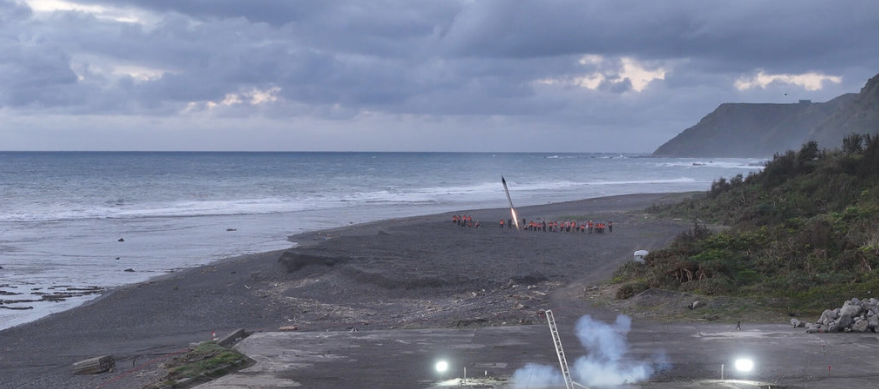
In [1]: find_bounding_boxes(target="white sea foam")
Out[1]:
[0,198,314,222]
[652,159,767,170]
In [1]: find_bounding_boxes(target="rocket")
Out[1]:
[501,176,520,230]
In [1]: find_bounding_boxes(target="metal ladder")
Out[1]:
[545,310,574,389]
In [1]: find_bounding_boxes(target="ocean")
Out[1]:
[0,152,763,331]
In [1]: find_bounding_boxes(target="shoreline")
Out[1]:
[0,192,694,389]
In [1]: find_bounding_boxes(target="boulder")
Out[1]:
[851,318,869,332]
[806,298,879,333]
[827,322,840,332]
[791,318,801,327]
[840,304,862,318]
[819,309,838,325]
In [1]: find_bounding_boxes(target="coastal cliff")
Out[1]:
[809,72,879,148]
[654,72,879,157]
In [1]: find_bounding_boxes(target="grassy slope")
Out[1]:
[614,134,879,316]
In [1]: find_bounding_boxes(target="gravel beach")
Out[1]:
[0,193,689,389]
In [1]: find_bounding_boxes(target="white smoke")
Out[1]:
[511,363,566,389]
[512,314,669,388]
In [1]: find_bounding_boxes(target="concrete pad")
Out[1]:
[195,321,879,389]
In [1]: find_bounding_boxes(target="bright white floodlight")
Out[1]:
[435,360,449,373]
[734,358,754,372]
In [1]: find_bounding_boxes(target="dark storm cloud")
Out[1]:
[73,0,327,26]
[442,0,879,71]
[7,1,877,111]
[74,0,460,57]
[0,1,80,107]
[2,0,878,151]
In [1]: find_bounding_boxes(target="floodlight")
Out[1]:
[734,358,754,372]
[435,360,449,373]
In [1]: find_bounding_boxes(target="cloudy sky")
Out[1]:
[1,0,877,152]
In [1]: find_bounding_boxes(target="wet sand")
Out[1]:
[0,192,690,389]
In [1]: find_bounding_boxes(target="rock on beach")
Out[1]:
[806,298,879,333]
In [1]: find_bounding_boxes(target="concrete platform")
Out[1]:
[195,320,879,389]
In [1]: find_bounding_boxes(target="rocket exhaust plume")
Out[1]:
[512,314,670,388]
[501,176,520,230]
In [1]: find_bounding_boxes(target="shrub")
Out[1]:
[616,281,649,299]
[613,134,879,305]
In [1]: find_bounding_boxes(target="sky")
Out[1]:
[1,0,878,152]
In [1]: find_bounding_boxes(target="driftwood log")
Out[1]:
[72,355,115,375]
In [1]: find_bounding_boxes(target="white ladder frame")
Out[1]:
[545,310,574,389]
[545,310,590,389]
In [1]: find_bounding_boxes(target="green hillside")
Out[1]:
[617,134,879,313]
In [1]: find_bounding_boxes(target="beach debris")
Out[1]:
[72,355,115,375]
[634,250,649,264]
[687,301,701,310]
[279,326,299,331]
[454,317,489,327]
[3,286,103,307]
[804,298,879,333]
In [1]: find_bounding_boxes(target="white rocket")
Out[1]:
[501,176,520,230]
